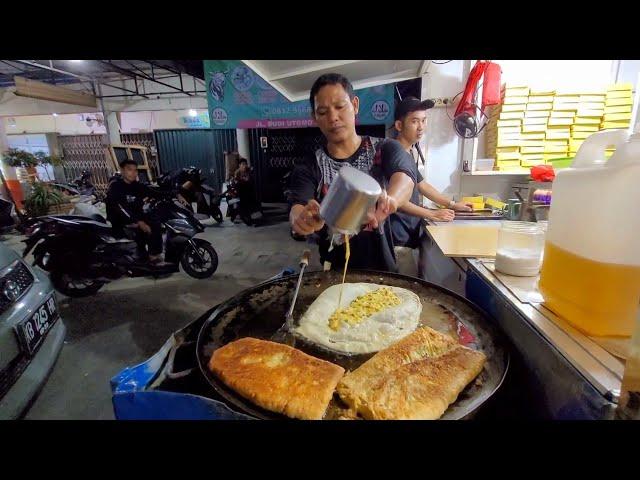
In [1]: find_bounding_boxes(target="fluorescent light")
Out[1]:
[188,109,198,117]
[52,113,58,117]
[69,60,83,63]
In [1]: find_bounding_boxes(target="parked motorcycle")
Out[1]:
[22,194,219,297]
[202,183,225,224]
[157,167,223,225]
[0,197,18,234]
[225,176,263,226]
[223,178,243,223]
[50,170,96,198]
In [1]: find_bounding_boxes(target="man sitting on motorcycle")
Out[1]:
[174,168,206,210]
[161,167,217,225]
[106,159,166,265]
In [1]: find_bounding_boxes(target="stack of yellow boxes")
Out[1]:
[485,85,528,172]
[564,89,604,156]
[485,82,635,171]
[522,88,554,168]
[568,90,604,157]
[546,91,574,161]
[602,83,634,157]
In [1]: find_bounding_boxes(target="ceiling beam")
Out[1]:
[14,60,98,95]
[96,60,139,81]
[265,60,362,81]
[282,70,420,103]
[124,60,153,78]
[1,60,28,73]
[98,60,193,96]
[99,90,206,98]
[16,60,94,82]
[143,60,183,77]
[240,60,295,101]
[352,72,418,91]
[101,81,149,99]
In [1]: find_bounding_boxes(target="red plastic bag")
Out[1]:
[481,62,502,108]
[530,165,556,182]
[454,61,502,122]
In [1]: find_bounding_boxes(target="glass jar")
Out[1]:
[494,221,546,277]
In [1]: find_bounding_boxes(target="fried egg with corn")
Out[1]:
[294,283,422,354]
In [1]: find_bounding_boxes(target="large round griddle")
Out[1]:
[196,269,509,420]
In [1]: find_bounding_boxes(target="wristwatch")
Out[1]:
[448,200,456,208]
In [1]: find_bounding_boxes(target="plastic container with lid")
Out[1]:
[539,128,640,337]
[494,221,545,277]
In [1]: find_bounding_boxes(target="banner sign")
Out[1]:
[177,112,210,128]
[204,60,394,129]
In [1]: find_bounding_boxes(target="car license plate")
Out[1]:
[15,295,59,355]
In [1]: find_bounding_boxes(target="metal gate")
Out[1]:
[58,134,112,197]
[248,125,387,204]
[154,129,237,191]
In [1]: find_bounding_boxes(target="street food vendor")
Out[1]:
[288,73,416,272]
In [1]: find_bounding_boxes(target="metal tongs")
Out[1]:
[272,249,311,345]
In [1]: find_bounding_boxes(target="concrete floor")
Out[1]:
[5,213,319,419]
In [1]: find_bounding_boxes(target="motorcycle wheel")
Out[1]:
[180,239,219,279]
[50,271,104,297]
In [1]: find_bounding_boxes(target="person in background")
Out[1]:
[288,73,415,272]
[233,158,259,221]
[106,159,166,264]
[389,97,473,279]
[234,158,251,183]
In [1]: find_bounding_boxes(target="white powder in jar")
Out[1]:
[495,248,542,277]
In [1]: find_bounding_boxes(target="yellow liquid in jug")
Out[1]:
[539,241,640,337]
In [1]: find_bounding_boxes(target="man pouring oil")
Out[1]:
[288,73,416,272]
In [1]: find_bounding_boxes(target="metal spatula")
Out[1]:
[271,250,310,345]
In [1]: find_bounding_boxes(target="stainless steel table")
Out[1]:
[424,219,623,419]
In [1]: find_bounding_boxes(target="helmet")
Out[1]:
[182,166,202,184]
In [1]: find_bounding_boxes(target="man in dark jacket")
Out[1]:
[106,159,164,263]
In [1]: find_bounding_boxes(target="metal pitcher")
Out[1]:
[319,166,382,235]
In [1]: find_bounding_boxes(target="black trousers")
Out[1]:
[114,215,163,257]
[132,220,163,256]
[237,181,257,215]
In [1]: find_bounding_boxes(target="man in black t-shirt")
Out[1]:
[389,97,474,278]
[106,159,165,264]
[288,73,416,272]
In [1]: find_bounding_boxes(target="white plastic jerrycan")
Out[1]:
[539,128,640,337]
